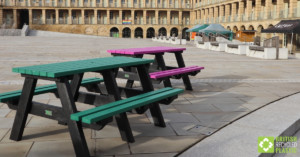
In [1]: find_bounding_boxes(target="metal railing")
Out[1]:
[32,18,42,24]
[46,18,55,24]
[59,18,68,24]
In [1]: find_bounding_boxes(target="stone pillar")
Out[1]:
[42,0,45,6]
[289,0,297,17]
[214,6,218,22]
[220,5,224,17]
[232,3,236,21]
[238,1,244,21]
[197,10,200,22]
[225,4,230,22]
[155,10,158,24]
[55,0,58,6]
[68,9,72,24]
[13,9,17,28]
[179,11,182,25]
[42,9,46,24]
[107,10,110,24]
[255,0,261,20]
[179,0,182,8]
[276,0,283,18]
[29,9,33,26]
[143,29,146,38]
[265,0,271,19]
[246,0,252,19]
[94,9,98,24]
[131,10,135,24]
[81,9,85,24]
[201,9,205,23]
[0,9,3,25]
[167,10,170,25]
[119,10,123,24]
[143,10,146,24]
[209,7,213,21]
[55,9,59,24]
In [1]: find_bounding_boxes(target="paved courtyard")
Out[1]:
[0,36,300,157]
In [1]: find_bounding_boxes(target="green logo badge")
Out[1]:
[258,137,274,153]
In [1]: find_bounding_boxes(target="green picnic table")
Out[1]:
[0,56,183,157]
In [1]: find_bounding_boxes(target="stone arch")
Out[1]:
[170,27,178,37]
[240,25,246,31]
[122,27,131,38]
[232,26,238,33]
[182,27,189,40]
[110,27,119,37]
[146,27,155,38]
[257,25,264,38]
[134,27,143,38]
[158,27,167,36]
[248,25,254,30]
[226,26,231,31]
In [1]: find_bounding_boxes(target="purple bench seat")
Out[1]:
[149,66,204,79]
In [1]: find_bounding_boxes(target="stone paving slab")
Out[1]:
[179,93,300,157]
[0,37,300,156]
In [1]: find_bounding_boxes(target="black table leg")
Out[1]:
[174,52,193,90]
[154,54,172,87]
[70,73,84,101]
[10,77,37,141]
[56,78,90,157]
[136,65,166,127]
[101,70,135,143]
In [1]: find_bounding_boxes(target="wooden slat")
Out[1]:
[81,88,183,124]
[149,66,205,79]
[70,88,173,121]
[107,46,186,55]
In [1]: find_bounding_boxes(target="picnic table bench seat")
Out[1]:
[71,87,183,124]
[0,77,104,103]
[149,66,204,80]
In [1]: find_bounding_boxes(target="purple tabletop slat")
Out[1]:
[107,46,186,55]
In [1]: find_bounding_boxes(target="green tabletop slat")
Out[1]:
[70,87,173,121]
[12,57,154,78]
[81,88,184,124]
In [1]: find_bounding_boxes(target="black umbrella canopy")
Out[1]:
[262,20,300,34]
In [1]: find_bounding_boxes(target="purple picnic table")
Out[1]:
[107,46,203,90]
[107,46,186,55]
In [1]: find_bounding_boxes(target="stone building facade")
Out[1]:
[0,0,300,41]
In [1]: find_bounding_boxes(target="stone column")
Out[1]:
[209,7,213,22]
[201,9,205,23]
[131,10,135,24]
[81,9,85,24]
[94,9,98,24]
[55,9,59,24]
[276,0,283,18]
[246,0,252,19]
[197,10,200,22]
[238,1,244,21]
[225,4,230,22]
[179,11,182,25]
[265,0,271,19]
[220,5,224,17]
[68,9,72,24]
[214,6,218,22]
[13,9,17,28]
[155,10,158,24]
[55,0,58,6]
[42,9,46,24]
[179,0,182,8]
[29,9,33,26]
[107,10,110,24]
[232,3,236,21]
[143,10,146,24]
[255,0,261,20]
[167,10,170,25]
[119,10,123,24]
[0,9,3,25]
[289,0,297,17]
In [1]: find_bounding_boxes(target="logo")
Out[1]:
[258,136,297,154]
[258,137,274,153]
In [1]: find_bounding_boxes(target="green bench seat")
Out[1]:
[0,77,104,103]
[71,87,183,124]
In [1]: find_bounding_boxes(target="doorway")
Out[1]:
[18,10,29,29]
